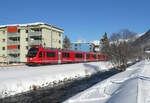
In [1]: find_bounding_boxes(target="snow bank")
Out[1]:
[0,61,112,98]
[65,61,150,103]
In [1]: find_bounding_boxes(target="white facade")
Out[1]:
[0,22,64,63]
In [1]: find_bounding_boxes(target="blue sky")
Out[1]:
[0,0,150,42]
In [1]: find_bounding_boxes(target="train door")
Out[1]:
[84,53,86,62]
[38,51,43,64]
[43,51,46,64]
[58,51,61,64]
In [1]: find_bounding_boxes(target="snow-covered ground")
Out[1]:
[0,61,112,98]
[65,60,150,103]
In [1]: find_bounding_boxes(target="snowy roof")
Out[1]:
[91,40,100,45]
[0,22,45,28]
[137,30,150,42]
[130,33,145,41]
[0,22,64,31]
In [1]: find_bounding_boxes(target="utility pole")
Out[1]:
[51,25,53,48]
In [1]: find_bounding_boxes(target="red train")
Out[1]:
[26,46,108,66]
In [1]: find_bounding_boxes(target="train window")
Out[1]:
[92,55,96,59]
[86,54,90,59]
[27,47,39,58]
[62,53,70,58]
[75,53,82,58]
[103,55,106,59]
[43,52,46,57]
[39,52,42,57]
[47,52,56,57]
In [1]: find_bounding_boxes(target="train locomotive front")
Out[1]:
[27,46,60,66]
[27,47,42,66]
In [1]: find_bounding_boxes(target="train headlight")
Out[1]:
[30,58,32,60]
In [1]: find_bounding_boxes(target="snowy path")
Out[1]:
[65,61,150,103]
[139,61,150,103]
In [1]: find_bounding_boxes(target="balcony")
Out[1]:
[8,56,20,63]
[7,41,20,45]
[29,40,42,45]
[28,31,42,36]
[7,33,20,37]
[8,49,20,54]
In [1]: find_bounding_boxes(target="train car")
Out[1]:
[61,51,75,63]
[85,53,91,62]
[27,46,109,66]
[74,52,85,63]
[91,53,97,61]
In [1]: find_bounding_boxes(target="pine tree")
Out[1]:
[101,32,108,43]
[63,36,72,50]
[100,32,109,53]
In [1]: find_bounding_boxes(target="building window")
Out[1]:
[18,29,20,33]
[2,47,5,50]
[18,37,20,41]
[3,39,5,42]
[26,46,28,50]
[26,38,28,41]
[18,45,20,49]
[75,44,78,47]
[26,30,28,33]
[59,32,61,37]
[59,40,61,44]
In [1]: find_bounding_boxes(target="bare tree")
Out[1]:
[103,29,139,71]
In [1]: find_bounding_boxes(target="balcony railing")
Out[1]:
[8,56,20,62]
[7,41,20,45]
[28,31,42,36]
[29,40,42,45]
[8,49,20,54]
[7,33,20,37]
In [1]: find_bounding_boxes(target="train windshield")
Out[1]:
[27,48,39,58]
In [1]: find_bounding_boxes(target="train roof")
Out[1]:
[31,46,99,54]
[43,47,62,51]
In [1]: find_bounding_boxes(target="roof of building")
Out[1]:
[91,40,100,45]
[138,29,150,42]
[133,29,150,48]
[0,22,64,31]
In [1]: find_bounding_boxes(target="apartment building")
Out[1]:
[72,40,95,53]
[0,22,64,63]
